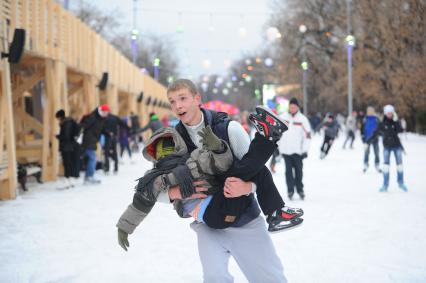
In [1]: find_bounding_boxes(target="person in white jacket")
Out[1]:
[278,98,312,200]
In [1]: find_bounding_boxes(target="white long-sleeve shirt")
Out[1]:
[278,111,311,155]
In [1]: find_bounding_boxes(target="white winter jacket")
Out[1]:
[278,111,311,155]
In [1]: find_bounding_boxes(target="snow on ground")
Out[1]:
[1,133,426,283]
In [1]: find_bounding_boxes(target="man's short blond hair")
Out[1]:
[167,79,198,95]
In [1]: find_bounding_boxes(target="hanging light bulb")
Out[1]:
[222,88,229,96]
[201,82,209,91]
[208,13,215,33]
[239,27,247,38]
[224,59,231,68]
[238,14,247,38]
[264,58,273,67]
[176,12,185,33]
[299,24,307,34]
[202,59,211,69]
[266,26,280,41]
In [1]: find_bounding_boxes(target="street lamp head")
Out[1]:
[299,25,307,34]
[345,35,356,46]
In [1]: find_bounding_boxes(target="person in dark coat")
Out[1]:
[80,104,110,184]
[368,105,408,192]
[129,111,141,150]
[102,113,129,174]
[55,109,80,187]
[119,117,132,158]
[319,114,339,159]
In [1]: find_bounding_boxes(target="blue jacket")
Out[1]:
[362,116,380,142]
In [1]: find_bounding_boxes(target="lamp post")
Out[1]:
[131,0,139,64]
[153,57,160,81]
[346,0,355,115]
[299,25,308,115]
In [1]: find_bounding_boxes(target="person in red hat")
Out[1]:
[79,104,110,184]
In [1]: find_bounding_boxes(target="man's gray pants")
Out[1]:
[190,216,287,283]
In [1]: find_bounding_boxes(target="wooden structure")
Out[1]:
[0,0,171,200]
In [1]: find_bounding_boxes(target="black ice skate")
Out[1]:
[249,106,288,142]
[267,215,304,233]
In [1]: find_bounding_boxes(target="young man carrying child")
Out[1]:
[117,79,301,283]
[117,107,303,245]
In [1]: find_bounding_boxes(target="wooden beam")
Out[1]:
[68,84,83,97]
[16,108,44,134]
[12,68,44,98]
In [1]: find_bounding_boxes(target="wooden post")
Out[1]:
[0,21,18,199]
[106,84,118,114]
[83,75,98,114]
[41,59,61,181]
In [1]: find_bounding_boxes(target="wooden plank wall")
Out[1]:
[0,0,170,199]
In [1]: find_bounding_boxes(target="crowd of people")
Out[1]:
[54,105,171,187]
[54,78,409,282]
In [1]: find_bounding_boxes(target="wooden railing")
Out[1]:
[1,0,166,96]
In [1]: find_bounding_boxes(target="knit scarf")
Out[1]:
[135,153,195,201]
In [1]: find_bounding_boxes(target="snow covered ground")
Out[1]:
[1,133,426,283]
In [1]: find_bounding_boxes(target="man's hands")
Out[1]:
[168,180,208,200]
[118,229,130,251]
[168,178,252,200]
[224,177,252,198]
[198,126,224,152]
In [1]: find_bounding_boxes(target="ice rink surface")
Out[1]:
[1,133,425,283]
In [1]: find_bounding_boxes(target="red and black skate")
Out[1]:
[249,106,288,142]
[267,206,304,233]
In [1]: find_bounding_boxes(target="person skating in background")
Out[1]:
[343,111,357,149]
[129,111,141,151]
[80,104,109,184]
[55,109,81,187]
[310,112,322,135]
[367,105,408,192]
[119,117,132,159]
[138,112,164,136]
[102,113,129,174]
[278,98,311,200]
[319,114,339,159]
[361,106,381,173]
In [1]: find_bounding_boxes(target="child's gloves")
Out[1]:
[118,229,130,251]
[198,126,224,152]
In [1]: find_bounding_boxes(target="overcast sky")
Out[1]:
[87,0,273,78]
